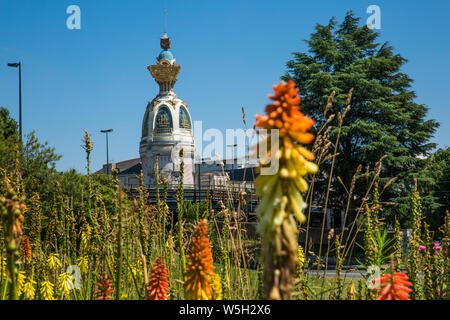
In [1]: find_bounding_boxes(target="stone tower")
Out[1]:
[140,33,195,186]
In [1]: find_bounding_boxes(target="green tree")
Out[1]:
[56,170,120,219]
[435,156,450,220]
[419,147,450,231]
[1,107,61,209]
[21,131,62,206]
[282,11,439,226]
[0,106,125,235]
[0,108,20,171]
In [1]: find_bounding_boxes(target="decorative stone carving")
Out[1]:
[151,99,159,110]
[147,64,181,83]
[167,99,177,109]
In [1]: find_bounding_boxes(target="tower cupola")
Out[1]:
[139,33,195,186]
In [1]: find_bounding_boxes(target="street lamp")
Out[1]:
[227,143,237,182]
[100,129,113,175]
[7,62,22,142]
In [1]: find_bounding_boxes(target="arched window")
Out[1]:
[179,106,191,130]
[154,106,172,133]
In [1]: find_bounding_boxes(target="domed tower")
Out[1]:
[140,33,195,186]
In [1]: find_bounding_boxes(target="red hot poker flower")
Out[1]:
[21,235,32,263]
[254,80,315,144]
[146,257,170,300]
[94,274,114,300]
[374,272,413,300]
[184,219,215,300]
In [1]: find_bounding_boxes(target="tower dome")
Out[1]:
[139,33,195,187]
[157,50,175,64]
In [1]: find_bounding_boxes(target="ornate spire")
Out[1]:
[148,33,181,95]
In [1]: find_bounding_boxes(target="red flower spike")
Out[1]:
[146,257,170,300]
[94,274,114,300]
[374,272,412,300]
[21,235,32,262]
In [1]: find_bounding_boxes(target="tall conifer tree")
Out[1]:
[282,11,439,225]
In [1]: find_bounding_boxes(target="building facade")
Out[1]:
[139,33,195,186]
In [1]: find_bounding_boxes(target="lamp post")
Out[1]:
[7,62,22,143]
[227,143,237,183]
[100,129,113,175]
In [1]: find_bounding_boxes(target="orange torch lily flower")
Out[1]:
[21,235,32,263]
[255,79,315,143]
[254,80,318,241]
[253,80,317,299]
[184,219,216,300]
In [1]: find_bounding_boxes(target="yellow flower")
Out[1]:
[297,245,305,272]
[129,260,143,282]
[81,226,92,252]
[40,279,55,300]
[57,272,74,297]
[17,271,26,295]
[47,253,62,271]
[23,279,36,300]
[208,273,222,300]
[77,255,89,275]
[166,235,175,250]
[347,282,356,300]
[1,257,6,275]
[255,139,318,238]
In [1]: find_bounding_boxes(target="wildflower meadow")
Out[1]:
[0,78,448,301]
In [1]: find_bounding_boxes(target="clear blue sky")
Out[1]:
[1,0,449,173]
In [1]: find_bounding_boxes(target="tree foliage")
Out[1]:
[419,147,450,230]
[0,108,20,171]
[282,11,439,226]
[0,107,118,218]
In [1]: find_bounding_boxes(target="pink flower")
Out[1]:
[418,245,426,251]
[433,242,442,254]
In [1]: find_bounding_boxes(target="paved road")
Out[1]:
[304,265,369,279]
[313,269,366,279]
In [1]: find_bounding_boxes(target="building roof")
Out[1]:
[94,157,141,175]
[119,162,142,175]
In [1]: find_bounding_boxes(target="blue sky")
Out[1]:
[1,0,449,173]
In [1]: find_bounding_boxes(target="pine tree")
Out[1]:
[282,11,439,226]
